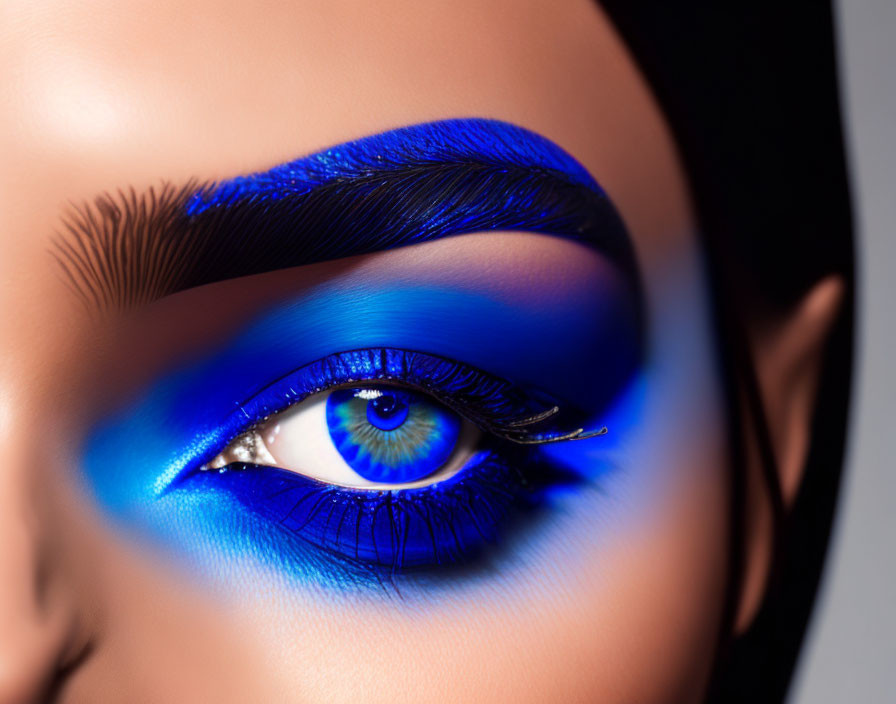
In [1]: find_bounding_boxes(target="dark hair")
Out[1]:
[599,3,854,702]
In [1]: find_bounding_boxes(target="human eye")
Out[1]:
[77,119,645,592]
[172,348,606,571]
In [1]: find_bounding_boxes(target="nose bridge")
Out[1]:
[0,384,75,703]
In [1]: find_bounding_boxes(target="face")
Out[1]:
[0,2,735,702]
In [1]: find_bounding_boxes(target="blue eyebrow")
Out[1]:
[54,118,638,309]
[186,119,601,213]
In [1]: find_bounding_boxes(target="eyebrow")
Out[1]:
[52,118,638,311]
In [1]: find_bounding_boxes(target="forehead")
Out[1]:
[0,0,692,305]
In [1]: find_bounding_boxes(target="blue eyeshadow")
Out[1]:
[79,118,645,591]
[85,283,638,509]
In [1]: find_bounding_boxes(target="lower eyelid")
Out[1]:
[177,442,572,572]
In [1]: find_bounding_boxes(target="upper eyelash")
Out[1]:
[198,347,606,475]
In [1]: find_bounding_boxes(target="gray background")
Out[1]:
[789,1,895,701]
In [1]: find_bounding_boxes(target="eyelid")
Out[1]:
[175,347,605,487]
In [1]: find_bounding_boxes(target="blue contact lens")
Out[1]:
[326,387,461,484]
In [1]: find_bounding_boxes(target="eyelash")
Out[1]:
[170,347,601,573]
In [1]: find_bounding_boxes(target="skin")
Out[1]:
[0,1,842,702]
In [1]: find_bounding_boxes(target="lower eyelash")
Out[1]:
[179,443,577,573]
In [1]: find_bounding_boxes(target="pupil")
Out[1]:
[366,392,409,431]
[372,395,399,417]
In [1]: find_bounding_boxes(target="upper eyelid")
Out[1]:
[201,347,603,475]
[230,348,548,434]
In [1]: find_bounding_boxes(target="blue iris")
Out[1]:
[326,387,461,484]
